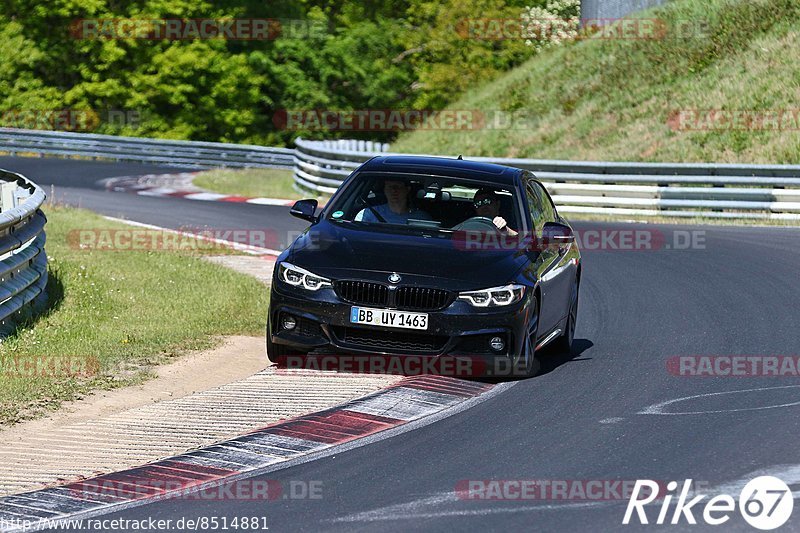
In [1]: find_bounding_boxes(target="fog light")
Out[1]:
[282,315,297,331]
[490,336,505,352]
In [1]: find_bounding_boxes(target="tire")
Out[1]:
[266,319,307,365]
[513,295,540,379]
[552,278,579,355]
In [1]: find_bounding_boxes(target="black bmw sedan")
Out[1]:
[267,156,581,378]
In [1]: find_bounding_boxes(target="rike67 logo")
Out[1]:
[624,476,793,529]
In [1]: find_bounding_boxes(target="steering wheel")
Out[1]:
[451,216,500,232]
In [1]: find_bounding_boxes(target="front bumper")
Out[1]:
[268,282,532,359]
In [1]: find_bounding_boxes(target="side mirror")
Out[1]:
[540,222,575,250]
[290,199,319,223]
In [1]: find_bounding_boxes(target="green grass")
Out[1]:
[393,0,800,164]
[193,168,329,201]
[0,206,269,426]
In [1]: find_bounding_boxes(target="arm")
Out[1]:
[493,216,518,236]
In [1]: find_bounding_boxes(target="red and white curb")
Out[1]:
[100,174,300,207]
[0,376,502,531]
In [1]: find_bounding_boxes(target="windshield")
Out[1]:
[325,172,523,233]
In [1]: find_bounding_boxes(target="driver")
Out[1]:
[359,179,432,224]
[473,188,518,236]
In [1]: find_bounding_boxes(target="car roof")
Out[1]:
[358,155,522,186]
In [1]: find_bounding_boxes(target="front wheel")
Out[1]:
[552,278,579,355]
[513,295,540,379]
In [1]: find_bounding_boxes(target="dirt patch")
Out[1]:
[0,335,266,443]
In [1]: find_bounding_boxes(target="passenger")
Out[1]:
[359,179,433,224]
[472,188,518,236]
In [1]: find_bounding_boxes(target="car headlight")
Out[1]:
[458,284,525,307]
[278,262,331,291]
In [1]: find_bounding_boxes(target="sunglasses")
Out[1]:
[473,197,495,208]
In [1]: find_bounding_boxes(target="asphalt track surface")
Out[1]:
[3,156,800,532]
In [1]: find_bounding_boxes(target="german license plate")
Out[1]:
[349,306,428,330]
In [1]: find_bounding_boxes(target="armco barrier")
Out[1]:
[0,169,48,334]
[0,128,294,169]
[1,129,797,220]
[293,137,800,220]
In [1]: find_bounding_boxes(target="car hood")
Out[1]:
[288,221,529,290]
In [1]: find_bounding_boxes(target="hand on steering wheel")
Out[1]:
[452,216,503,233]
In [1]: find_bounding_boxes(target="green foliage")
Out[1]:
[0,0,542,145]
[401,0,539,109]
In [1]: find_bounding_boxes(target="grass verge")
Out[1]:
[193,168,330,201]
[0,206,270,426]
[392,0,800,164]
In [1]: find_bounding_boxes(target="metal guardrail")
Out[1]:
[2,129,798,220]
[0,169,48,334]
[293,138,800,220]
[0,128,295,169]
